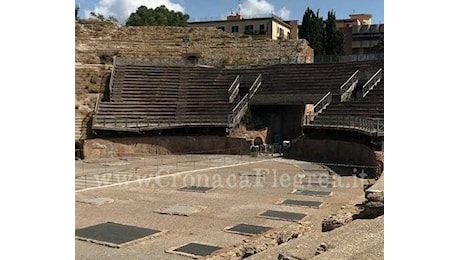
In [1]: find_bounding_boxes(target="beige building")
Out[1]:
[188,14,298,40]
[336,14,383,55]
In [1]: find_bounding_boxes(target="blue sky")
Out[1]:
[76,0,384,25]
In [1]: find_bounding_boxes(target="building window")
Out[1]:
[279,28,285,39]
[244,25,254,34]
[217,26,225,31]
[231,26,239,33]
[259,24,265,34]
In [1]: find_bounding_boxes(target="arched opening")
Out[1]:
[253,136,265,153]
[183,51,201,65]
[186,55,198,65]
[254,136,264,146]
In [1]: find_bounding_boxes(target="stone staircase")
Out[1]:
[313,71,384,121]
[92,64,241,131]
[237,60,382,105]
[75,114,88,141]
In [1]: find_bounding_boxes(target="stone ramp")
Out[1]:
[309,216,384,260]
[246,216,383,260]
[360,172,384,218]
[366,172,384,202]
[244,234,322,260]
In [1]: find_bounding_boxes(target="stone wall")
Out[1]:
[75,64,112,117]
[75,21,314,66]
[83,136,251,159]
[75,64,112,140]
[288,137,378,167]
[231,125,268,145]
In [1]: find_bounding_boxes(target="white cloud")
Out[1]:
[84,0,185,23]
[238,0,273,17]
[237,0,290,20]
[276,7,290,20]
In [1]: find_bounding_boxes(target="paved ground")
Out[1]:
[75,155,372,259]
[75,154,263,191]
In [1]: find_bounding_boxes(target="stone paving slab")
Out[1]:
[156,205,205,216]
[224,223,272,236]
[258,210,307,222]
[239,171,267,177]
[278,199,323,208]
[76,197,114,206]
[178,185,215,193]
[301,182,333,188]
[75,222,163,248]
[166,242,222,258]
[291,189,332,197]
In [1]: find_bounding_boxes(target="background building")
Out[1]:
[189,13,298,40]
[336,14,384,55]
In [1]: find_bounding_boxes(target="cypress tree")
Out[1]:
[300,8,345,56]
[324,10,344,55]
[299,8,325,56]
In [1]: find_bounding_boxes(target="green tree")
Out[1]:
[299,8,347,56]
[89,12,118,23]
[75,4,80,19]
[126,5,189,26]
[299,8,324,56]
[324,10,344,55]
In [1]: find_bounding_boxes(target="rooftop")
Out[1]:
[188,13,293,28]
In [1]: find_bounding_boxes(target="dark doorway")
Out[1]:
[75,141,83,160]
[186,56,198,65]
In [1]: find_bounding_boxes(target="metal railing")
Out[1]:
[362,68,383,98]
[108,56,117,101]
[313,91,332,116]
[189,13,286,23]
[115,57,225,67]
[249,74,262,99]
[228,75,240,103]
[228,94,249,127]
[340,70,360,101]
[250,94,322,105]
[113,56,312,68]
[314,53,384,63]
[94,93,102,114]
[93,115,228,131]
[115,57,187,66]
[310,115,384,135]
[75,152,265,191]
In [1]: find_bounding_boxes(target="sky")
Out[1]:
[76,0,384,25]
